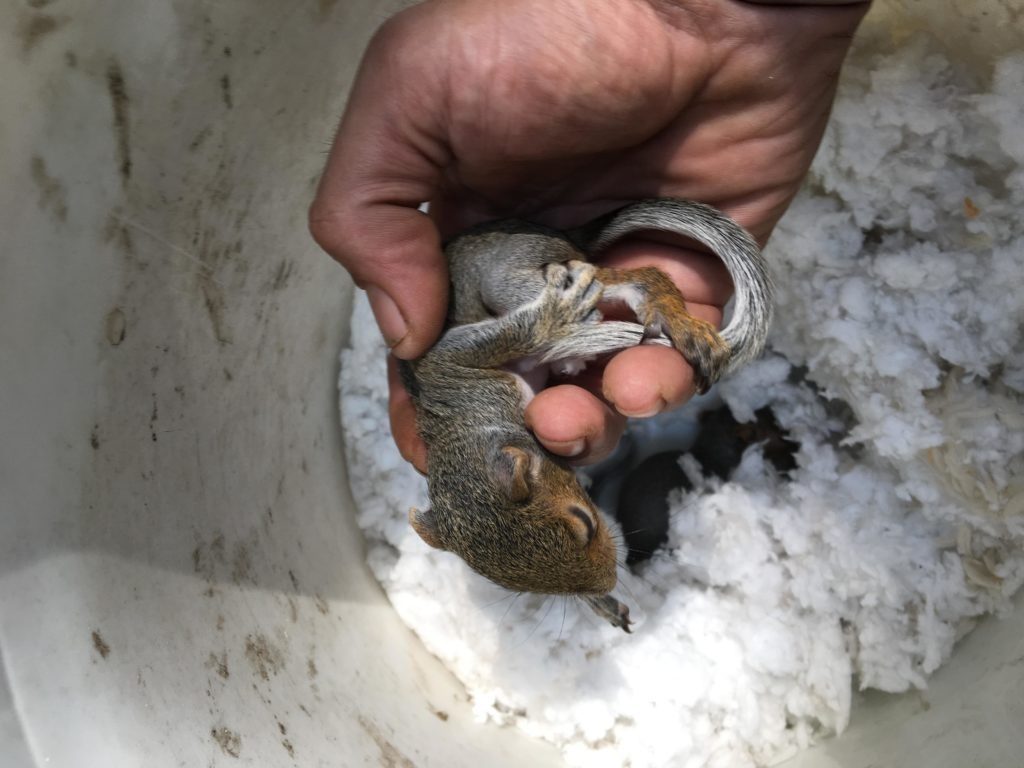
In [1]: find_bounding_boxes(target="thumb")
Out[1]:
[310,198,449,359]
[309,11,450,359]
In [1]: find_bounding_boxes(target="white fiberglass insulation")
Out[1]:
[338,36,1024,768]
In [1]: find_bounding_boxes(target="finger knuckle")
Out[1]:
[307,201,354,264]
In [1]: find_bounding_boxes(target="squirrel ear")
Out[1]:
[409,507,445,550]
[492,446,532,502]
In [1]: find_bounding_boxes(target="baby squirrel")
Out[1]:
[399,198,772,632]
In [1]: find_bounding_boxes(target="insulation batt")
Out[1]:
[338,37,1024,768]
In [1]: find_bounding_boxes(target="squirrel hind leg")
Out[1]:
[596,266,731,393]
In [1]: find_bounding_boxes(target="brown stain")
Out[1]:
[244,633,284,680]
[19,13,66,54]
[89,425,100,450]
[198,11,215,52]
[206,652,229,679]
[357,717,415,768]
[91,630,110,659]
[313,321,329,355]
[306,658,317,679]
[313,594,329,615]
[30,155,67,222]
[272,260,293,291]
[189,125,212,152]
[193,531,227,581]
[102,212,136,259]
[431,708,449,722]
[216,614,225,631]
[105,62,132,185]
[219,74,232,109]
[104,307,127,346]
[964,196,981,219]
[281,738,295,758]
[231,542,252,584]
[211,726,241,758]
[197,268,232,344]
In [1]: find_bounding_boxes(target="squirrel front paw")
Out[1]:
[536,260,602,328]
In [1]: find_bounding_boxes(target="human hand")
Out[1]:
[310,0,870,472]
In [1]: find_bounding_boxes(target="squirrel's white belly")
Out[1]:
[505,354,594,408]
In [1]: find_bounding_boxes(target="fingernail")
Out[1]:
[366,286,408,351]
[546,438,587,458]
[616,399,666,419]
[603,387,666,419]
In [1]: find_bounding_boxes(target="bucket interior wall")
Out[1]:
[0,1,1020,766]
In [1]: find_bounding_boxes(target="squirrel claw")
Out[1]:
[538,260,602,326]
[582,594,633,633]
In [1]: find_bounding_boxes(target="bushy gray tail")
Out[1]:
[539,321,648,363]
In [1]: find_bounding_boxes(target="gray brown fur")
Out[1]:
[399,198,773,631]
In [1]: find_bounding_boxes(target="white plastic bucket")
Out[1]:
[1,1,1021,766]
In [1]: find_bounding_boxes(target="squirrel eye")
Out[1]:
[567,505,596,545]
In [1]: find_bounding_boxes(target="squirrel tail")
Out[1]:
[539,320,650,365]
[572,199,774,372]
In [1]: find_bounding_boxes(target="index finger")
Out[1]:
[309,10,452,360]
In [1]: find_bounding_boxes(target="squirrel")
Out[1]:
[398,198,773,632]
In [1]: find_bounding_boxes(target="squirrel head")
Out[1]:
[410,444,618,596]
